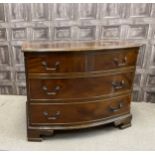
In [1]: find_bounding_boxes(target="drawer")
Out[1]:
[25,48,138,73]
[26,52,86,73]
[91,49,138,71]
[29,95,131,125]
[29,72,134,100]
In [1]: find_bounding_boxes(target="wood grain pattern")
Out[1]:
[25,48,138,73]
[29,94,131,125]
[29,72,134,100]
[22,41,141,51]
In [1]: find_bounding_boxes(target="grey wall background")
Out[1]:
[0,3,155,102]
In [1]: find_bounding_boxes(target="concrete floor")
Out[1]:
[0,95,155,151]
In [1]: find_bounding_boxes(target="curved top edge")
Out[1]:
[22,40,143,52]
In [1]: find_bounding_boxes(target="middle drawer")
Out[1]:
[29,72,134,100]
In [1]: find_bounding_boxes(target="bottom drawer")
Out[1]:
[29,95,131,125]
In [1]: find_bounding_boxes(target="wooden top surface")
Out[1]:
[22,40,142,52]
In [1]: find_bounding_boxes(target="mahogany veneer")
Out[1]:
[22,41,141,141]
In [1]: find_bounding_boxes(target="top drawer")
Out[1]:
[25,48,138,73]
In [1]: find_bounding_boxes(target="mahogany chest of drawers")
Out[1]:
[22,41,141,141]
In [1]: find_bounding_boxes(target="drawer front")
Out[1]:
[26,52,86,73]
[29,72,134,100]
[25,48,138,73]
[91,49,138,71]
[29,95,131,125]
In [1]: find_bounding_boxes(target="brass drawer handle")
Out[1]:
[42,85,60,96]
[109,102,124,112]
[43,111,61,120]
[112,80,125,90]
[114,56,127,67]
[41,61,60,71]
